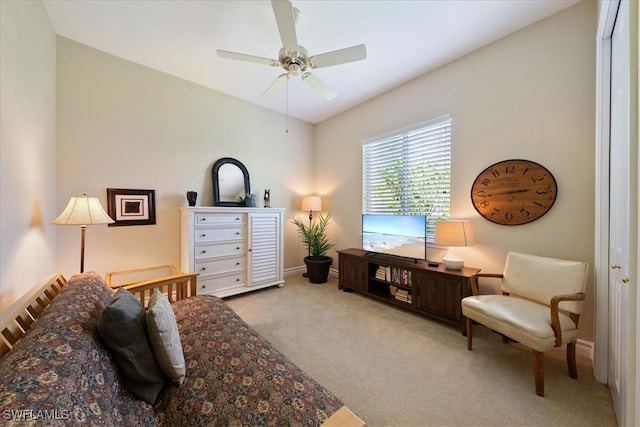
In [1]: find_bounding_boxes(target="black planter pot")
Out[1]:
[304,256,333,284]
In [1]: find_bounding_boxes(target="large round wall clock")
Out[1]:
[470,159,557,225]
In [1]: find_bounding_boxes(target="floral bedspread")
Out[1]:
[0,272,344,426]
[0,272,155,426]
[154,295,344,426]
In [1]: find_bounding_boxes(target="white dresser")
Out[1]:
[180,207,285,297]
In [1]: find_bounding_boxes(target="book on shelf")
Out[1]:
[374,265,413,287]
[375,266,388,281]
[394,288,411,303]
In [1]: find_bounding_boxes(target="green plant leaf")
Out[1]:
[290,212,335,259]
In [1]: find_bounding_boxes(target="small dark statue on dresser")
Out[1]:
[186,191,197,207]
[264,189,271,208]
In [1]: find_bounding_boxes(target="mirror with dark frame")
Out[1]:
[212,157,251,207]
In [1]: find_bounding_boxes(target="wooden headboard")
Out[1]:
[0,269,198,358]
[0,273,67,357]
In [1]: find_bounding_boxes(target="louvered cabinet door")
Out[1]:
[247,211,283,286]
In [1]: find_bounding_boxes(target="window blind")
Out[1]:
[362,115,451,241]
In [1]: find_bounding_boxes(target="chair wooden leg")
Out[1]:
[567,342,578,379]
[466,317,473,350]
[533,350,545,396]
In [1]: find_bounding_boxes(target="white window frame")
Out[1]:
[362,115,452,242]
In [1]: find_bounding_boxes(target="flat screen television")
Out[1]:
[362,214,427,261]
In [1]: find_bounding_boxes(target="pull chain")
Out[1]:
[285,78,289,133]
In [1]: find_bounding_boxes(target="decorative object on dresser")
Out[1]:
[470,159,557,225]
[434,220,474,270]
[212,157,251,207]
[53,194,114,272]
[338,248,480,335]
[264,189,271,208]
[186,190,197,206]
[180,207,285,297]
[106,188,156,226]
[461,251,588,396]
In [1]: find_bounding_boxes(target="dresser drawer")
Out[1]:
[195,256,245,276]
[195,226,244,243]
[195,213,245,225]
[197,274,244,295]
[195,241,244,260]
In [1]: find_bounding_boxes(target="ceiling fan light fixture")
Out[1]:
[217,0,366,100]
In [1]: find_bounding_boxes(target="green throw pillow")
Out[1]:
[98,288,165,404]
[146,290,186,385]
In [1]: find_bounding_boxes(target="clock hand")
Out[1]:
[488,189,531,196]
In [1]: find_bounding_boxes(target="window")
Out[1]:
[362,115,451,242]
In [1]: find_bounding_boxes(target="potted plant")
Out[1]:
[291,213,335,284]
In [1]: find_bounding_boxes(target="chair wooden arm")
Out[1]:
[470,273,504,296]
[549,292,585,346]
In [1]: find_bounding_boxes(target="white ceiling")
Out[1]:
[43,0,579,124]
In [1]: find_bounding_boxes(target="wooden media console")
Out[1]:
[338,248,480,335]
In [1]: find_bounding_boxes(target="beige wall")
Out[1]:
[56,37,315,277]
[315,1,597,341]
[0,0,57,313]
[2,1,598,343]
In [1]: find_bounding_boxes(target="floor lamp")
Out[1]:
[301,195,322,277]
[53,194,114,273]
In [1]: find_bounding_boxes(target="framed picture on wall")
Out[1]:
[107,188,156,227]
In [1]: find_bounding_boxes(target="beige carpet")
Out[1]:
[225,274,617,427]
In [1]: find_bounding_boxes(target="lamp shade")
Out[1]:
[53,195,114,226]
[301,196,322,212]
[435,220,474,270]
[434,220,474,247]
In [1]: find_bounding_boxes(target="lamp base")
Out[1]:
[442,247,464,270]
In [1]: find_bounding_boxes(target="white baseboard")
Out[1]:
[284,266,306,276]
[284,266,340,278]
[576,338,593,362]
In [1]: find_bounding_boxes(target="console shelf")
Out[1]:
[338,248,480,335]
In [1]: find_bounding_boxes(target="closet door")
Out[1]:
[607,1,635,424]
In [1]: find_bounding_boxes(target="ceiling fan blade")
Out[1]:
[271,0,298,54]
[302,72,337,100]
[309,44,367,69]
[263,73,290,97]
[217,49,279,67]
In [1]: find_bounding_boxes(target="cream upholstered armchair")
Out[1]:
[461,251,588,396]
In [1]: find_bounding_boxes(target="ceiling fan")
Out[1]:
[217,0,367,100]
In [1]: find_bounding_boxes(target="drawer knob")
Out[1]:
[201,285,205,289]
[235,232,240,235]
[201,267,206,271]
[235,217,240,221]
[236,278,240,282]
[236,262,240,266]
[201,218,206,221]
[201,250,206,254]
[236,247,240,250]
[201,234,206,238]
